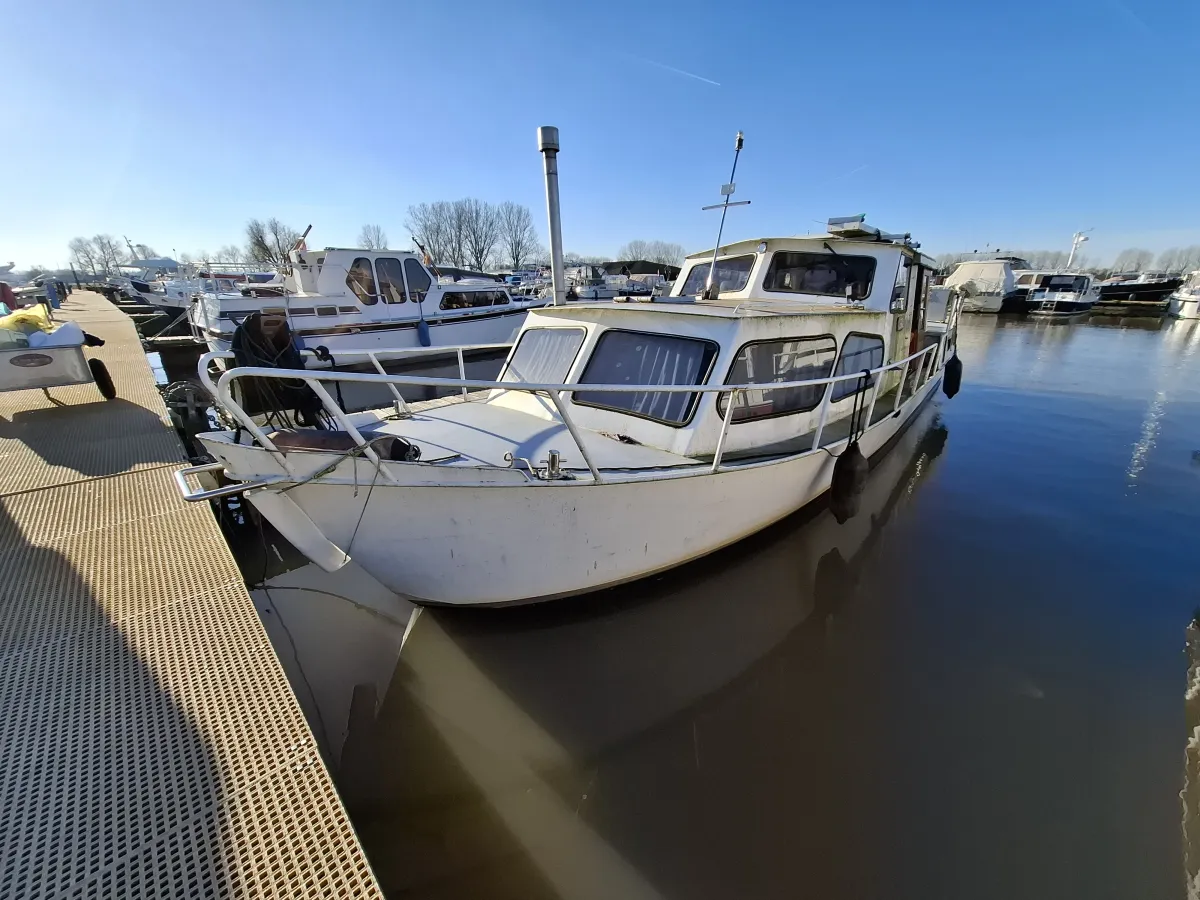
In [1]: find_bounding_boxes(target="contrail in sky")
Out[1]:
[637,58,721,86]
[836,164,869,180]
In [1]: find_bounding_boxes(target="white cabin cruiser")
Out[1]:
[188,245,550,361]
[1019,271,1097,317]
[179,213,964,607]
[944,256,1032,313]
[1169,271,1200,319]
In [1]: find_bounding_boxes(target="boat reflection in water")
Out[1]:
[333,404,949,899]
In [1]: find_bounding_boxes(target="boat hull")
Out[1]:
[1098,279,1182,304]
[961,291,1025,314]
[1026,294,1094,317]
[221,375,942,606]
[1170,294,1200,319]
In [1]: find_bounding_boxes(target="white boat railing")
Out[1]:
[200,339,945,487]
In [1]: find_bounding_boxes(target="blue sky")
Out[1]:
[2,0,1197,269]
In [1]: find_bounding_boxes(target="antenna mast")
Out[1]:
[701,131,750,300]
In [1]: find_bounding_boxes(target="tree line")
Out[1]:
[63,205,688,281]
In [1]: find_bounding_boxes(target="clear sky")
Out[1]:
[2,0,1197,269]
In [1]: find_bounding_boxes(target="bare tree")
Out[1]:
[496,202,539,270]
[245,218,301,267]
[407,202,454,265]
[132,243,157,260]
[563,251,608,265]
[358,224,388,250]
[91,234,126,275]
[1112,247,1155,271]
[210,244,242,263]
[616,239,686,266]
[459,199,500,271]
[67,237,100,277]
[1178,246,1200,273]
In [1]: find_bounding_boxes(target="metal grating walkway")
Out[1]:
[0,292,384,900]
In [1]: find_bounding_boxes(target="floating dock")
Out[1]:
[0,291,383,900]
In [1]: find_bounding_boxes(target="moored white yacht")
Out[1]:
[1169,271,1200,319]
[944,256,1031,313]
[179,139,964,608]
[1020,271,1098,317]
[187,244,550,361]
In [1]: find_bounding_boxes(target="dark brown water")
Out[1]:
[267,317,1200,899]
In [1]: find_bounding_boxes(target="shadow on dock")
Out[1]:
[0,397,182,478]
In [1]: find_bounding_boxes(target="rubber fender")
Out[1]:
[829,441,869,525]
[943,354,963,399]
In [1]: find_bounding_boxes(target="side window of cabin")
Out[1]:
[346,257,378,305]
[403,258,431,303]
[575,330,719,426]
[376,257,407,303]
[1017,273,1034,285]
[440,291,495,311]
[719,337,837,422]
[831,333,884,401]
[493,290,511,305]
[763,251,876,300]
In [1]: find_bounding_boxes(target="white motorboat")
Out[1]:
[1022,272,1097,318]
[179,192,964,606]
[1169,271,1200,319]
[187,244,550,361]
[566,265,618,301]
[944,256,1032,313]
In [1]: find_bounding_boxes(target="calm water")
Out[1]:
[271,317,1200,899]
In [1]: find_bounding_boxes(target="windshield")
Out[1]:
[762,250,876,299]
[680,255,755,295]
[1035,275,1088,293]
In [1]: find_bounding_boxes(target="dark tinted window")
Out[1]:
[719,337,837,422]
[763,251,876,300]
[376,257,407,303]
[680,255,755,295]
[575,330,718,425]
[831,333,885,401]
[492,290,510,305]
[346,257,377,305]
[440,290,497,310]
[502,328,587,384]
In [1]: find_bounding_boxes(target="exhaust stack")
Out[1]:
[538,126,567,307]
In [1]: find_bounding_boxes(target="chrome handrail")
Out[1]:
[201,340,944,486]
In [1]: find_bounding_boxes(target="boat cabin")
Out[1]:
[487,218,951,460]
[1016,271,1094,296]
[194,246,530,338]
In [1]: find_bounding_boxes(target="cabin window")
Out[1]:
[891,260,909,313]
[763,251,876,300]
[502,327,587,384]
[493,290,511,305]
[346,257,378,305]
[376,257,407,303]
[403,258,431,303]
[718,336,837,422]
[440,290,497,310]
[831,333,885,401]
[679,255,755,295]
[1017,273,1035,285]
[574,329,719,426]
